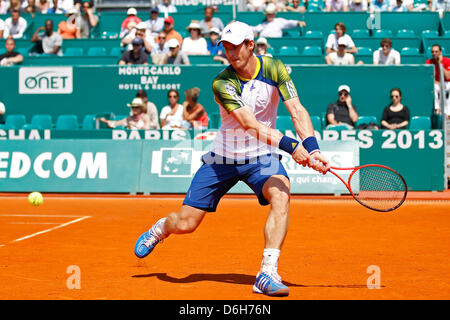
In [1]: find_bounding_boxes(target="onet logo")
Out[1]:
[24,71,69,90]
[19,67,73,94]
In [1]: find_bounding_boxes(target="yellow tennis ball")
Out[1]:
[28,192,44,206]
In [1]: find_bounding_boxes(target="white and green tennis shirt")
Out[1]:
[211,55,298,159]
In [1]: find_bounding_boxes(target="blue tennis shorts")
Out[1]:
[183,152,289,212]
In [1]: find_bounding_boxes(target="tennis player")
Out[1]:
[134,21,330,297]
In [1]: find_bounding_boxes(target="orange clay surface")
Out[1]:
[0,192,449,300]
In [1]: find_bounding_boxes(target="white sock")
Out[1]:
[261,248,280,273]
[153,217,168,239]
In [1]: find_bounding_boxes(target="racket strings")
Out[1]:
[349,166,406,211]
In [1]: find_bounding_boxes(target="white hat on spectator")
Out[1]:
[136,22,147,30]
[186,21,202,31]
[256,37,269,47]
[127,8,138,16]
[338,85,350,93]
[337,37,348,46]
[0,102,5,114]
[127,98,145,108]
[218,21,254,46]
[209,27,221,35]
[167,38,180,48]
[265,3,277,14]
[66,7,78,16]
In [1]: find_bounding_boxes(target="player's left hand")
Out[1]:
[309,151,330,175]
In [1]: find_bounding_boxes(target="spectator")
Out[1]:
[31,19,63,55]
[8,0,21,12]
[390,0,408,11]
[122,22,155,54]
[136,90,160,129]
[22,0,41,14]
[286,0,306,13]
[100,98,152,130]
[0,1,9,14]
[307,0,327,10]
[163,38,190,65]
[57,7,80,39]
[151,31,169,64]
[326,85,359,129]
[182,21,208,56]
[162,16,183,46]
[47,0,65,14]
[0,101,5,124]
[199,5,224,35]
[183,87,208,129]
[0,17,4,39]
[206,27,229,65]
[119,37,149,65]
[370,0,390,13]
[426,44,450,116]
[349,0,369,11]
[38,0,49,13]
[252,3,306,38]
[3,9,28,39]
[373,38,401,65]
[145,6,164,38]
[381,88,410,129]
[430,0,450,17]
[255,37,273,57]
[246,0,267,11]
[160,89,189,129]
[158,0,177,17]
[325,37,355,65]
[75,0,98,38]
[325,22,357,54]
[325,0,349,11]
[0,37,24,66]
[120,8,141,39]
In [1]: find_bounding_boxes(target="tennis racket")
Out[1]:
[326,164,407,212]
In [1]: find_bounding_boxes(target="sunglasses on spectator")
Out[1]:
[339,92,349,96]
[169,95,178,98]
[391,95,400,98]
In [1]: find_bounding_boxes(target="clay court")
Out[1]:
[0,192,449,300]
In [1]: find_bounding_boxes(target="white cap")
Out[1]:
[127,8,137,16]
[0,102,5,114]
[256,37,269,47]
[337,37,348,46]
[265,3,277,14]
[167,38,180,48]
[136,22,147,30]
[186,21,202,30]
[209,27,221,35]
[338,85,350,93]
[218,21,254,46]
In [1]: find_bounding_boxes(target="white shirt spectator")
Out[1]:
[349,0,368,11]
[160,104,185,129]
[0,0,9,14]
[325,0,349,11]
[431,0,450,11]
[158,2,177,17]
[326,33,355,52]
[373,48,401,65]
[151,42,169,55]
[3,16,28,39]
[50,0,74,11]
[144,17,165,38]
[181,37,209,55]
[253,18,299,38]
[0,18,4,34]
[327,52,354,65]
[370,0,390,12]
[123,29,156,51]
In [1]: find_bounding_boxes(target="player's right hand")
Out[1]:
[292,145,311,167]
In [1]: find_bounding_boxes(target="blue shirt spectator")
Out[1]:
[370,0,390,12]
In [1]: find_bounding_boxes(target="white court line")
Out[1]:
[0,214,84,218]
[2,216,91,245]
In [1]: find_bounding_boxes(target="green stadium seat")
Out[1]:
[396,29,416,38]
[352,29,369,37]
[266,47,276,55]
[17,47,29,56]
[431,113,442,129]
[373,29,393,38]
[114,114,130,121]
[209,112,221,129]
[276,115,295,131]
[110,47,123,57]
[5,114,26,129]
[326,124,349,131]
[401,47,420,55]
[284,29,301,37]
[356,47,372,55]
[22,123,41,130]
[304,30,323,38]
[87,47,107,56]
[302,46,322,55]
[310,115,322,130]
[55,114,79,130]
[422,30,439,38]
[355,116,378,128]
[81,114,96,130]
[64,47,84,56]
[279,46,299,56]
[31,114,53,129]
[409,116,431,129]
[101,31,119,39]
